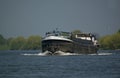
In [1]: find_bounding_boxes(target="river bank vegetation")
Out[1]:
[99,29,120,50]
[0,35,42,50]
[0,29,120,50]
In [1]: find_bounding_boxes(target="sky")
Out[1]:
[0,0,120,38]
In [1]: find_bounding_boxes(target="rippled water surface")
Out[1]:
[0,50,120,78]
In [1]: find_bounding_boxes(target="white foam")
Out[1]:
[88,53,113,56]
[22,52,47,56]
[88,53,97,55]
[22,51,113,56]
[54,51,78,56]
[22,53,44,56]
[97,53,113,55]
[22,51,79,56]
[22,51,53,56]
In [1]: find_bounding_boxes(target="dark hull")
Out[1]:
[72,38,97,54]
[42,40,73,53]
[42,39,98,54]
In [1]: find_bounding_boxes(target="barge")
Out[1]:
[42,30,99,55]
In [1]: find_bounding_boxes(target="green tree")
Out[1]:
[9,36,26,50]
[23,35,42,50]
[99,29,120,49]
[111,33,120,49]
[72,30,81,35]
[0,34,9,50]
[0,34,6,45]
[99,35,111,49]
[7,37,14,47]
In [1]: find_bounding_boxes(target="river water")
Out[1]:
[0,50,120,78]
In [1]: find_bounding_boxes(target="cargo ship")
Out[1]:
[42,30,99,55]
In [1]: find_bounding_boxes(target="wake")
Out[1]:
[22,51,79,56]
[22,51,113,56]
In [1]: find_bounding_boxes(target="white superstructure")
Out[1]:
[75,33,99,46]
[43,36,73,42]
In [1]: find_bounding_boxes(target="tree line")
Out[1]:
[99,29,120,50]
[0,29,120,50]
[0,35,42,50]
